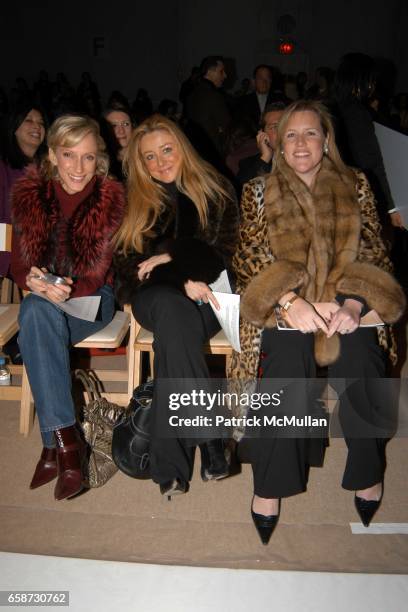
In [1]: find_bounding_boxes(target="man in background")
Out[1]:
[237,101,287,187]
[185,56,231,163]
[237,65,289,132]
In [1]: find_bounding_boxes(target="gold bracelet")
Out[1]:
[281,294,300,311]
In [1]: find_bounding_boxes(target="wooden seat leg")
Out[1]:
[149,352,154,380]
[20,365,35,437]
[1,278,13,304]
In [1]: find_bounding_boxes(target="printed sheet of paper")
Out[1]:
[210,269,233,294]
[33,293,101,322]
[58,296,101,321]
[210,271,241,352]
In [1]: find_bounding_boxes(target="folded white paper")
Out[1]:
[58,296,101,322]
[210,271,241,352]
[33,292,101,322]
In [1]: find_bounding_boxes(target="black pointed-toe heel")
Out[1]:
[354,494,382,527]
[251,510,279,545]
[251,498,280,545]
[160,478,188,501]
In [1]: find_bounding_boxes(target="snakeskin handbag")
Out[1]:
[75,369,128,488]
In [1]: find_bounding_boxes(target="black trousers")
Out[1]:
[245,327,390,498]
[132,284,220,484]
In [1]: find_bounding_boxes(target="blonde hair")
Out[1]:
[42,114,109,179]
[272,99,352,178]
[115,114,231,253]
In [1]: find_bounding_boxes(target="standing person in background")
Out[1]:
[185,56,231,166]
[0,103,47,279]
[334,53,402,228]
[11,114,124,501]
[237,65,289,133]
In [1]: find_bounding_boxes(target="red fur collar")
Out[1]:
[12,168,125,277]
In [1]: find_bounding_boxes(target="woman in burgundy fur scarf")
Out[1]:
[11,114,125,501]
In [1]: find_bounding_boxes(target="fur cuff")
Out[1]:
[336,262,406,323]
[113,252,142,306]
[166,237,224,285]
[241,261,309,328]
[314,332,340,366]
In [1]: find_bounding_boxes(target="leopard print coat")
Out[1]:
[229,168,402,386]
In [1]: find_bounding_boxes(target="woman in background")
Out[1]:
[102,107,134,181]
[0,103,47,278]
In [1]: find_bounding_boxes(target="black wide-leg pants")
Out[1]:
[132,284,220,484]
[246,327,389,498]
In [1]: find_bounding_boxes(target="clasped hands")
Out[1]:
[26,266,73,304]
[282,294,363,337]
[137,254,220,310]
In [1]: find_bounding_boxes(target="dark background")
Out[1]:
[2,0,407,103]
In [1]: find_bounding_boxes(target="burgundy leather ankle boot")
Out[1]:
[30,447,57,489]
[54,425,89,501]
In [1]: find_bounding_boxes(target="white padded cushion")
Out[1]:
[75,311,130,347]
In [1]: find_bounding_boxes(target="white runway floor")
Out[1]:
[1,552,407,612]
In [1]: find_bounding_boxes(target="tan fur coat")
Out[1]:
[229,159,405,383]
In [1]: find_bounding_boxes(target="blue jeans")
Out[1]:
[18,286,115,447]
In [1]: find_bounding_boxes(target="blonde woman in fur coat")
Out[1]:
[230,100,405,544]
[114,115,238,498]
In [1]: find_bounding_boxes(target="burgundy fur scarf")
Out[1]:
[12,168,125,279]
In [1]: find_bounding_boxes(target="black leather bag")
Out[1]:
[112,380,154,479]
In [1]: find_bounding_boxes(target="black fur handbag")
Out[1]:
[112,380,154,479]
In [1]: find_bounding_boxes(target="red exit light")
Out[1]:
[279,41,294,54]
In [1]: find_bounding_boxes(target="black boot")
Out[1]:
[199,439,229,481]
